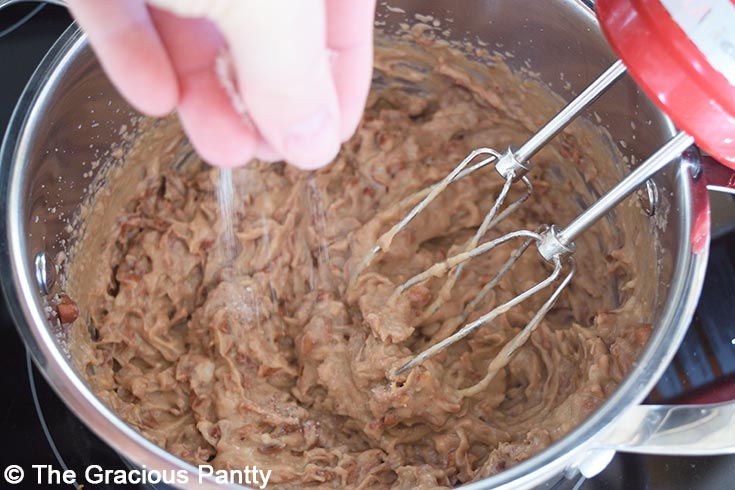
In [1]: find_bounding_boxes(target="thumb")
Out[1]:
[214,0,341,170]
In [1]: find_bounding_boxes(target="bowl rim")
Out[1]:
[0,9,711,490]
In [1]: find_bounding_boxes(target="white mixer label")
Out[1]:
[660,0,735,87]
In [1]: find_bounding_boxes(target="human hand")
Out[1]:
[66,0,377,169]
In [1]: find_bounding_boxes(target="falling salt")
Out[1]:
[217,168,238,263]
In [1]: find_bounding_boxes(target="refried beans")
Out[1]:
[65,33,656,489]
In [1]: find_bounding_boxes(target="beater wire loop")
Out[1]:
[350,147,503,287]
[458,257,576,397]
[394,229,541,297]
[395,239,562,375]
[420,175,534,321]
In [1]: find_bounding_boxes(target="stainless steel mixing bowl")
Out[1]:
[1,1,733,489]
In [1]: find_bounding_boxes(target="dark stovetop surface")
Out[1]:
[1,4,734,490]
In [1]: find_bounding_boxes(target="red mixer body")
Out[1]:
[596,0,735,169]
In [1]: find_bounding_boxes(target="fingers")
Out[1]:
[149,9,257,167]
[71,0,376,169]
[66,0,178,116]
[326,0,376,140]
[214,0,342,170]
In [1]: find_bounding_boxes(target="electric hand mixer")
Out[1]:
[350,0,735,379]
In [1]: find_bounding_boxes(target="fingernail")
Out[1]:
[284,111,340,169]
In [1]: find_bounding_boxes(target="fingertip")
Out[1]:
[212,0,342,169]
[110,52,179,117]
[288,147,341,170]
[253,137,283,163]
[242,82,342,169]
[177,88,257,168]
[281,110,342,170]
[178,115,256,168]
[326,0,376,141]
[184,136,255,168]
[333,45,373,142]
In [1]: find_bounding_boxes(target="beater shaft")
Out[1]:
[538,131,695,260]
[496,60,627,178]
[515,60,627,164]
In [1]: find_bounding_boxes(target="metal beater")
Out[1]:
[349,60,696,381]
